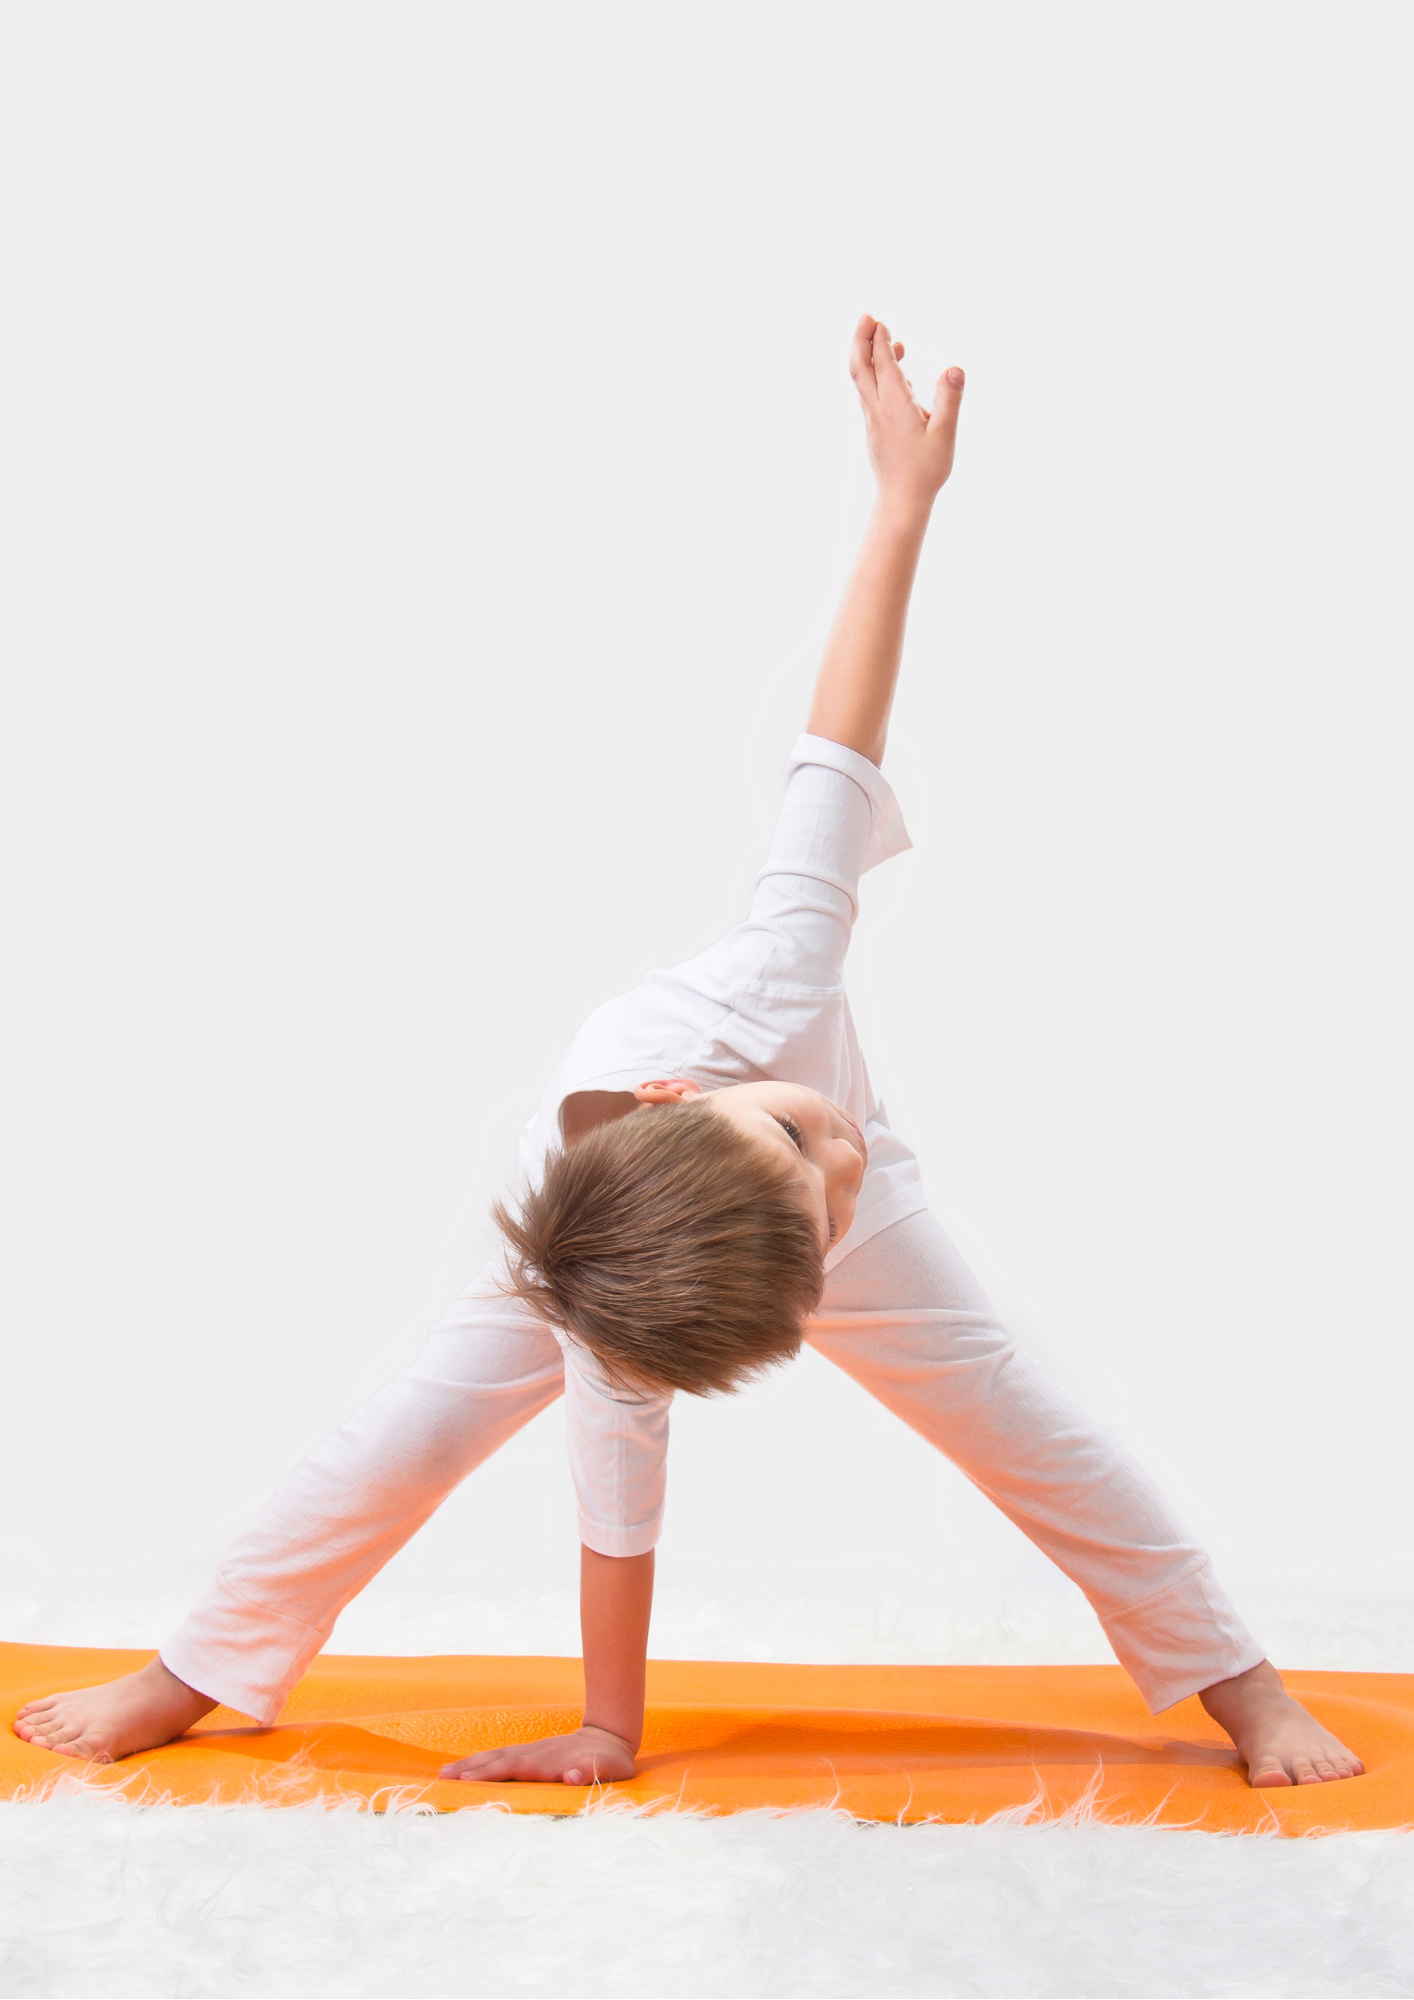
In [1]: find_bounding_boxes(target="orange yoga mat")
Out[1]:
[3,1644,1411,1834]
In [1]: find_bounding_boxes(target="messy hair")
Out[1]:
[492,1099,824,1396]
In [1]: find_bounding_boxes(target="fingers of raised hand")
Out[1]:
[926,365,966,436]
[871,321,912,402]
[849,315,880,401]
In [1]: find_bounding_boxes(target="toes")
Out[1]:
[14,1711,108,1761]
[59,1738,111,1764]
[1248,1758,1293,1788]
[36,1728,81,1754]
[29,1728,86,1761]
[36,1715,82,1746]
[1291,1757,1324,1785]
[18,1717,59,1747]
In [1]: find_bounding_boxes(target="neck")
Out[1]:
[559,1090,640,1146]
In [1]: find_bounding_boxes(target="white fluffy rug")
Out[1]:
[4,1790,1413,1999]
[3,1577,1412,1999]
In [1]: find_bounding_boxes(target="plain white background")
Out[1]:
[2,4,1410,1646]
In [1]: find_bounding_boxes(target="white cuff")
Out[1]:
[785,733,912,872]
[160,1586,326,1726]
[1101,1560,1266,1714]
[577,1513,663,1559]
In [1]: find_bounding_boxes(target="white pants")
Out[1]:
[160,1211,1262,1723]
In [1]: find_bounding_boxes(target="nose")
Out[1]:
[833,1134,865,1192]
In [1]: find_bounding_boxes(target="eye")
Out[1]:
[775,1116,806,1151]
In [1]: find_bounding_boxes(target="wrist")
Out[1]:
[871,487,936,536]
[579,1717,638,1755]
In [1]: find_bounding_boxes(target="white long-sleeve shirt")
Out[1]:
[160,736,1264,1722]
[519,733,926,1264]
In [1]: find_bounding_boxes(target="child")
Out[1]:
[16,318,1363,1790]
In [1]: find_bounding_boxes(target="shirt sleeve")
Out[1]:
[685,733,912,1003]
[558,1338,673,1558]
[781,734,912,879]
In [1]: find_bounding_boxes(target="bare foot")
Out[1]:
[1200,1659,1366,1787]
[12,1655,217,1763]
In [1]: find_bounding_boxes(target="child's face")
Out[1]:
[633,1078,867,1252]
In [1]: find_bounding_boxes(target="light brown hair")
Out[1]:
[492,1100,823,1396]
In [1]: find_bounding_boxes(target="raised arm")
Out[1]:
[806,316,964,767]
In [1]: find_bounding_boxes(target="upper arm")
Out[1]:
[561,1344,672,1560]
[686,754,891,1003]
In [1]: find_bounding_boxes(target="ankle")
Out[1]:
[1200,1659,1285,1731]
[143,1654,218,1720]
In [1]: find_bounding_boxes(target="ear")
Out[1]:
[633,1078,704,1105]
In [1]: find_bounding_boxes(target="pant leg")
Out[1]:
[160,1262,565,1723]
[809,1211,1264,1712]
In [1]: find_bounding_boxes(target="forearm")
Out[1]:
[579,1544,654,1751]
[807,315,963,766]
[808,494,940,764]
[807,496,934,767]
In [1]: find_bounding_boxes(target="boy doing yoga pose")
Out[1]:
[16,318,1363,1789]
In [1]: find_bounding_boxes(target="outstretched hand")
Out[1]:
[849,314,964,509]
[439,1723,636,1787]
